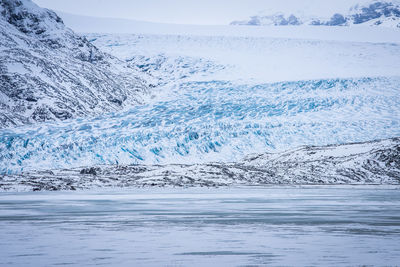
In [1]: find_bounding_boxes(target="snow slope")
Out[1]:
[88,33,400,84]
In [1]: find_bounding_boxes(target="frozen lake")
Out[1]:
[1,186,400,266]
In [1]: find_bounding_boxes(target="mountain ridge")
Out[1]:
[231,1,400,27]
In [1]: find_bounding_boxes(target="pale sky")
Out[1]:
[33,0,373,25]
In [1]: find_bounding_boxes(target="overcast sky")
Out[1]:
[33,0,372,25]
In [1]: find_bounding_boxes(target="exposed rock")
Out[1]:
[326,14,348,26]
[80,167,100,175]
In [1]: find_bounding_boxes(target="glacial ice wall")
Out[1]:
[1,76,400,174]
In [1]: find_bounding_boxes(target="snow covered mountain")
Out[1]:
[231,1,400,27]
[0,0,149,128]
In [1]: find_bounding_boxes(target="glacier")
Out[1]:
[1,75,400,174]
[1,8,400,179]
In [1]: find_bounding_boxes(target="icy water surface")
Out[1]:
[1,186,400,266]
